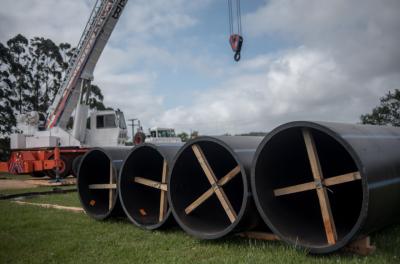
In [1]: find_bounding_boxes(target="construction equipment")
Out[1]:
[145,127,182,144]
[0,0,129,178]
[132,126,182,145]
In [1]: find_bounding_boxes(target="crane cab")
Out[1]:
[85,110,128,146]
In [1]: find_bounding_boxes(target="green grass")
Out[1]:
[28,191,81,207]
[0,194,399,264]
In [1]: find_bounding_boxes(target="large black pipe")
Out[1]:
[251,121,400,253]
[119,143,183,230]
[77,147,132,220]
[169,136,266,239]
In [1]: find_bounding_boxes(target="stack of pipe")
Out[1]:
[76,121,400,254]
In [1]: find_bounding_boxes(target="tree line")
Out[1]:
[0,34,107,136]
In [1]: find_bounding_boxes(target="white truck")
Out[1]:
[145,127,182,144]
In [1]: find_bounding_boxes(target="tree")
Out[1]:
[360,89,400,126]
[0,34,110,136]
[85,84,107,110]
[6,34,30,114]
[0,43,17,135]
[0,137,10,161]
[177,132,189,142]
[190,130,199,138]
[28,37,65,113]
[236,132,268,136]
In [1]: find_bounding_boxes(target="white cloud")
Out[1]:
[0,0,91,43]
[245,0,400,79]
[1,0,399,136]
[151,0,400,134]
[153,47,399,134]
[116,0,197,38]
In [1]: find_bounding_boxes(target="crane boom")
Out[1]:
[46,0,128,129]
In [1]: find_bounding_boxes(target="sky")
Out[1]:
[1,0,400,136]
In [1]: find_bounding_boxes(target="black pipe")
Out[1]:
[119,143,183,230]
[72,155,83,177]
[77,147,131,220]
[169,136,266,239]
[251,121,400,253]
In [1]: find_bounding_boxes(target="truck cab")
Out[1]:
[145,127,182,144]
[85,110,128,146]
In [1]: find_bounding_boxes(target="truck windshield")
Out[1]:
[157,130,176,137]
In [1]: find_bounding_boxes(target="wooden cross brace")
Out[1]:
[88,161,115,210]
[185,144,240,224]
[272,129,362,245]
[133,160,169,222]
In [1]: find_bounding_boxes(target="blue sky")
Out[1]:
[1,0,400,136]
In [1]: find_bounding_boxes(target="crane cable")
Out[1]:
[228,0,243,62]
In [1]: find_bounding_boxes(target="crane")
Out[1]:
[0,0,246,179]
[0,0,129,178]
[46,0,127,131]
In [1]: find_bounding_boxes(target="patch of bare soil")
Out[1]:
[0,180,38,190]
[0,177,76,190]
[25,178,76,186]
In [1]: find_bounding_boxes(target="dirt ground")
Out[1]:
[0,177,76,190]
[0,179,38,190]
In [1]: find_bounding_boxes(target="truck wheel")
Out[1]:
[47,155,72,179]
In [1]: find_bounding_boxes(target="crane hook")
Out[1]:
[229,34,243,62]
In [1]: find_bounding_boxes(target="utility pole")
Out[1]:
[128,118,138,143]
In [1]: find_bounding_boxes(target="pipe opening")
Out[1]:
[119,146,167,227]
[78,150,116,218]
[170,141,244,238]
[254,127,363,247]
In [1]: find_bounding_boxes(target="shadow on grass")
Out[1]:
[194,224,400,261]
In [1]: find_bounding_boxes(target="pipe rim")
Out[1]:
[251,121,369,254]
[119,143,173,230]
[77,148,119,220]
[168,136,249,239]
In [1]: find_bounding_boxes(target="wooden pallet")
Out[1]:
[237,231,375,256]
[343,236,376,256]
